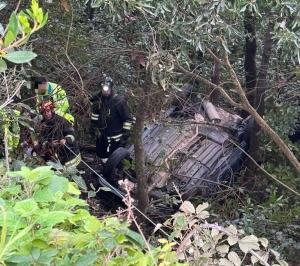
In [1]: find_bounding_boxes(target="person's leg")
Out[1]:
[108,139,121,156]
[96,135,109,158]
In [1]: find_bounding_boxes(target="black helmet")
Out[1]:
[102,76,113,88]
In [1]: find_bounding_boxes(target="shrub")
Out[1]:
[0,166,185,266]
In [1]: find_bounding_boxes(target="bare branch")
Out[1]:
[176,64,243,108]
[206,47,223,65]
[223,52,300,175]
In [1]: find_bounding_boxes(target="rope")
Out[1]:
[63,144,174,240]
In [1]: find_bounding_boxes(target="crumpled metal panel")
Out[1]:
[138,123,196,167]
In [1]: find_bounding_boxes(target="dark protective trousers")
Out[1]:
[95,134,122,159]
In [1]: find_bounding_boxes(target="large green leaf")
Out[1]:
[14,198,39,217]
[31,248,41,261]
[0,209,22,228]
[4,50,37,63]
[4,31,15,47]
[40,12,48,28]
[18,11,31,33]
[6,255,33,264]
[48,175,69,195]
[4,12,18,46]
[76,252,97,266]
[71,175,87,191]
[0,58,7,72]
[68,182,81,195]
[1,185,22,197]
[9,166,53,184]
[37,249,58,264]
[125,229,146,248]
[36,211,73,227]
[31,166,55,184]
[84,216,102,233]
[33,188,55,202]
[8,12,18,36]
[31,0,39,18]
[103,237,117,250]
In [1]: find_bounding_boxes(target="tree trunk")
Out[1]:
[243,8,257,170]
[133,89,149,212]
[255,22,273,117]
[249,21,273,160]
[244,8,257,109]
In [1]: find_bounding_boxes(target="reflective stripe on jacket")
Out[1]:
[36,82,74,124]
[64,153,81,169]
[90,93,133,137]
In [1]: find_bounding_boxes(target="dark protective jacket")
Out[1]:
[90,92,134,157]
[90,92,133,139]
[37,114,80,165]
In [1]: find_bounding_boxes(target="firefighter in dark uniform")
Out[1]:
[34,101,81,168]
[90,77,133,159]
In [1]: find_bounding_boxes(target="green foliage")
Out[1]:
[0,166,185,265]
[83,0,300,111]
[260,83,300,185]
[232,189,300,262]
[0,0,48,70]
[162,200,288,265]
[0,58,7,71]
[91,0,300,56]
[3,50,37,64]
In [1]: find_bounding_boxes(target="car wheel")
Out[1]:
[103,147,131,179]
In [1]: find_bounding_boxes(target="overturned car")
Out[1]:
[100,87,251,201]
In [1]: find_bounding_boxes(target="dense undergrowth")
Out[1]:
[0,165,290,266]
[1,0,299,265]
[0,166,184,266]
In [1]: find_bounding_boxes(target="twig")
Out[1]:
[64,3,86,96]
[176,227,197,255]
[206,48,223,65]
[249,250,271,266]
[223,52,300,175]
[228,139,300,197]
[3,128,10,175]
[119,179,155,262]
[176,64,242,108]
[0,79,24,109]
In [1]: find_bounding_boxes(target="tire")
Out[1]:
[103,147,131,179]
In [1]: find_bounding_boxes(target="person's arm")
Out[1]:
[90,99,102,137]
[62,122,76,145]
[52,84,70,115]
[117,98,134,142]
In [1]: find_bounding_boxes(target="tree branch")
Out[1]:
[176,64,243,108]
[223,53,300,175]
